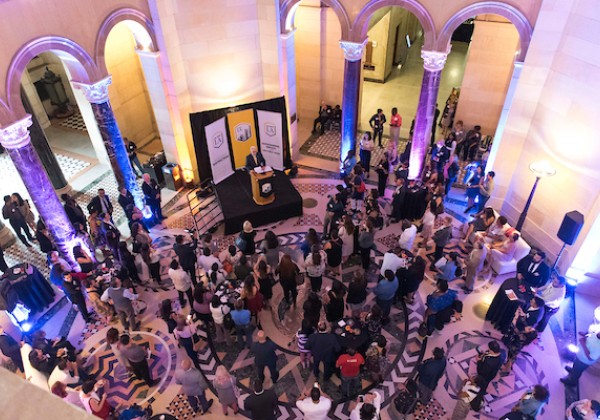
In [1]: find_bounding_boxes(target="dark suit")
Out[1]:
[0,332,23,372]
[142,180,164,221]
[245,152,266,170]
[87,195,113,215]
[517,256,550,288]
[62,279,91,322]
[118,191,135,219]
[305,331,341,380]
[174,239,198,286]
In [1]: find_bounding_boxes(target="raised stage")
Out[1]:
[215,170,303,234]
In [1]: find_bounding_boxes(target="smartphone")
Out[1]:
[313,382,319,388]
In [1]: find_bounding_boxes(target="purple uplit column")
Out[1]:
[339,40,367,169]
[72,77,144,210]
[408,50,448,180]
[0,116,78,268]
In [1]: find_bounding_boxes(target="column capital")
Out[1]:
[72,76,112,104]
[421,50,448,72]
[136,49,160,59]
[339,39,367,62]
[280,29,296,40]
[0,115,32,149]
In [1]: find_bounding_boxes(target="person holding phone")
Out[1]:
[296,382,332,420]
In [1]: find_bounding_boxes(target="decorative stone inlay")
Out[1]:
[339,39,368,62]
[0,115,32,149]
[72,76,112,104]
[421,50,448,72]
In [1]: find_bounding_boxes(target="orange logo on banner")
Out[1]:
[227,109,257,169]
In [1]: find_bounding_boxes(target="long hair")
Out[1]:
[12,193,25,207]
[277,254,296,278]
[265,231,279,249]
[343,216,355,235]
[140,243,152,264]
[214,365,232,386]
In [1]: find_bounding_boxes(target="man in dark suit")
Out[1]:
[0,327,23,372]
[245,146,266,170]
[305,322,341,381]
[142,173,164,221]
[87,188,113,216]
[62,272,91,323]
[517,251,550,288]
[173,234,198,286]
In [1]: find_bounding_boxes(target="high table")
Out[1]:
[334,317,371,355]
[0,263,55,314]
[401,187,428,220]
[485,277,533,333]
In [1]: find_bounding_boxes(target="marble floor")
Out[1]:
[2,165,598,419]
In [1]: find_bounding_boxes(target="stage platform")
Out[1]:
[215,170,303,234]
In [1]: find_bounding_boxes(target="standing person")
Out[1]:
[432,216,453,266]
[465,126,482,162]
[276,254,300,307]
[430,103,440,147]
[464,166,483,213]
[303,292,323,330]
[61,194,87,230]
[338,215,355,264]
[475,341,505,400]
[117,187,135,223]
[416,347,447,403]
[245,379,279,420]
[62,272,91,323]
[341,149,357,179]
[0,326,23,372]
[351,166,366,213]
[212,365,240,416]
[398,220,417,251]
[104,328,129,373]
[251,330,279,384]
[323,230,343,278]
[323,193,344,239]
[561,331,600,385]
[136,243,161,286]
[99,212,120,256]
[463,240,488,293]
[2,195,33,247]
[259,230,280,270]
[389,107,402,146]
[369,108,386,148]
[231,299,253,348]
[510,385,549,419]
[237,220,257,256]
[517,251,551,289]
[312,100,331,135]
[168,259,193,308]
[305,246,327,293]
[173,234,199,287]
[296,319,315,369]
[358,219,375,270]
[445,154,459,197]
[325,280,346,325]
[305,322,341,381]
[346,271,368,318]
[535,273,566,332]
[359,132,375,177]
[210,295,232,345]
[87,188,113,217]
[119,334,158,387]
[374,270,399,324]
[296,383,332,420]
[173,315,201,370]
[478,171,495,212]
[124,137,144,177]
[101,278,138,331]
[450,376,484,420]
[11,193,36,232]
[142,173,164,221]
[254,258,273,309]
[175,359,214,415]
[375,157,389,197]
[117,241,140,285]
[389,178,406,223]
[336,348,365,398]
[419,205,436,251]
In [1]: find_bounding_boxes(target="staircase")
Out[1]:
[186,179,224,234]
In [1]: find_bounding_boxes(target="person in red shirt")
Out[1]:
[336,347,365,398]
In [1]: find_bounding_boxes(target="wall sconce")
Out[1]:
[183,169,195,187]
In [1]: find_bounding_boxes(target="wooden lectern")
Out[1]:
[250,169,275,205]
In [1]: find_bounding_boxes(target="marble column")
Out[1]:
[409,50,448,180]
[0,116,78,268]
[72,77,144,210]
[339,40,367,169]
[21,87,70,194]
[279,30,299,159]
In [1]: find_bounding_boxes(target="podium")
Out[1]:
[249,169,275,205]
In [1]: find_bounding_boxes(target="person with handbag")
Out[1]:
[173,315,201,370]
[2,194,33,247]
[213,365,240,416]
[359,132,375,178]
[119,334,158,387]
[276,254,300,307]
[237,220,257,256]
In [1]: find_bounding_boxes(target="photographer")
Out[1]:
[349,390,382,420]
[174,232,199,287]
[473,341,506,408]
[80,379,115,418]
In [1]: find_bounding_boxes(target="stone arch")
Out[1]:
[352,0,436,47]
[4,36,99,125]
[280,0,351,39]
[95,8,158,75]
[437,2,533,61]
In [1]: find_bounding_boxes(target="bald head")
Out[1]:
[257,330,266,342]
[181,359,192,370]
[143,173,151,183]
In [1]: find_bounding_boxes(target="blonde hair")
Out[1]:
[215,365,232,386]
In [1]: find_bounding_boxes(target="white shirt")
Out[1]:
[296,396,332,420]
[48,365,79,388]
[219,249,240,264]
[100,287,137,302]
[398,225,417,251]
[210,304,231,324]
[536,283,566,309]
[349,391,382,420]
[422,210,435,227]
[168,268,192,292]
[198,254,221,272]
[381,252,405,275]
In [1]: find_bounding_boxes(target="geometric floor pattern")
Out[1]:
[58,111,87,131]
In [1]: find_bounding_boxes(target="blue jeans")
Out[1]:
[235,324,253,348]
[130,155,144,175]
[187,390,210,413]
[376,297,393,319]
[341,375,360,398]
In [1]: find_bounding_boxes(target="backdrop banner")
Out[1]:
[227,109,258,169]
[204,117,234,184]
[256,110,284,170]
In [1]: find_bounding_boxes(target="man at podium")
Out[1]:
[245,146,266,170]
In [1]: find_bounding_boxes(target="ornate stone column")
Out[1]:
[0,116,78,268]
[21,87,70,195]
[279,30,299,159]
[339,40,367,168]
[72,77,144,210]
[409,49,448,180]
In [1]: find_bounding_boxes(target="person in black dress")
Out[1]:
[276,254,300,307]
[238,221,257,256]
[325,280,346,324]
[324,230,343,277]
[303,292,322,330]
[254,258,273,309]
[0,246,7,273]
[375,157,389,197]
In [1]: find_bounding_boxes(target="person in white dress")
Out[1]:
[338,215,355,263]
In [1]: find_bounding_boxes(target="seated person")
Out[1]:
[80,379,115,419]
[29,345,55,376]
[463,207,495,243]
[481,232,520,277]
[48,351,82,388]
[424,279,459,336]
[501,298,544,373]
[436,252,461,282]
[31,330,78,362]
[245,146,266,170]
[476,215,509,245]
[312,101,333,135]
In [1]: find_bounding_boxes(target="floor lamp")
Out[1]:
[515,160,556,231]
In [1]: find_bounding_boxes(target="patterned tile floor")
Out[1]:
[58,111,87,131]
[3,168,575,419]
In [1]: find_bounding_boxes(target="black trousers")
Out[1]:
[0,248,7,272]
[360,247,371,270]
[10,219,32,244]
[183,265,198,287]
[433,244,445,263]
[309,275,323,293]
[178,288,194,307]
[373,129,383,146]
[72,297,91,322]
[281,283,298,305]
[130,358,153,385]
[536,305,559,332]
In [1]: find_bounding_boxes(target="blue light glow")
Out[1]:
[21,322,32,332]
[567,343,579,353]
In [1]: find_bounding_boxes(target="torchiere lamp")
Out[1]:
[515,160,556,231]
